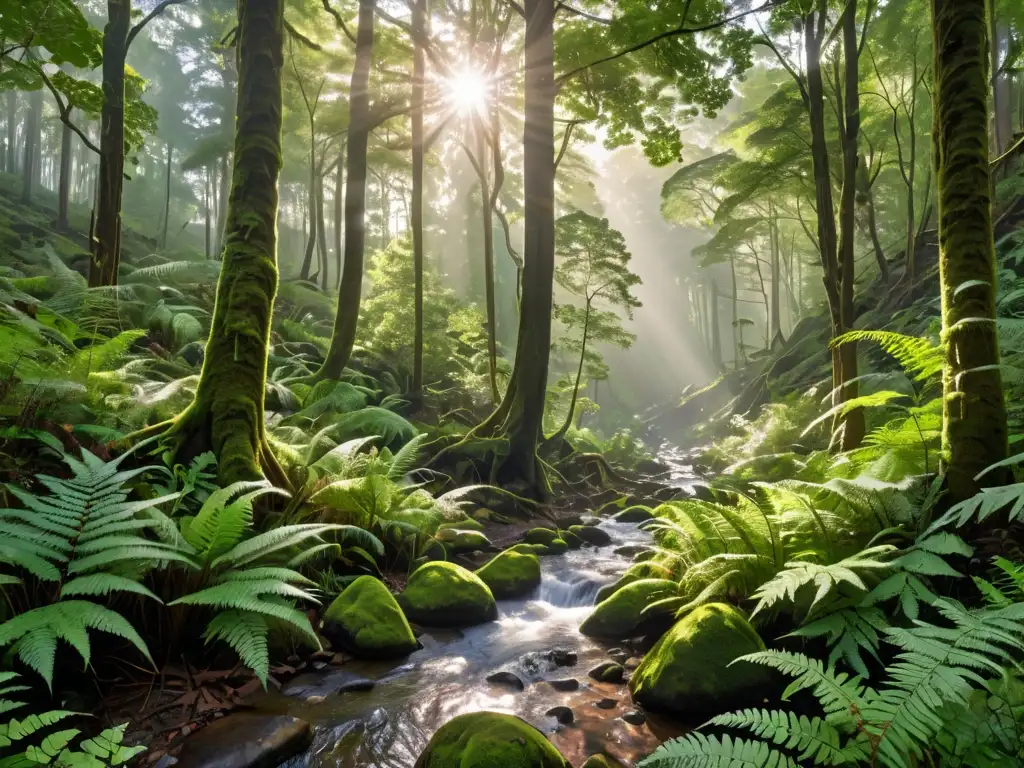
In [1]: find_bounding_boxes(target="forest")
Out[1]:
[1,0,1024,765]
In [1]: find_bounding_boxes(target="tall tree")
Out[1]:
[932,0,1009,499]
[411,0,426,398]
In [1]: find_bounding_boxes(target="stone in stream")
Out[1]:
[175,713,313,768]
[560,528,585,550]
[607,648,629,664]
[579,515,602,526]
[397,561,498,628]
[524,527,561,546]
[476,550,541,599]
[546,705,574,725]
[621,710,646,725]
[613,544,649,558]
[486,671,525,691]
[282,669,376,699]
[321,575,419,659]
[595,697,618,710]
[569,525,612,546]
[435,527,494,555]
[580,579,677,639]
[588,661,625,683]
[595,562,677,603]
[550,648,578,667]
[414,711,571,767]
[611,506,654,523]
[547,678,580,691]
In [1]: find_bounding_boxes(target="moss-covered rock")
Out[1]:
[507,543,547,555]
[595,562,676,603]
[437,518,485,532]
[629,603,773,717]
[435,527,493,554]
[524,527,560,546]
[543,538,569,555]
[414,712,571,768]
[398,561,498,628]
[580,579,677,639]
[560,529,584,549]
[588,661,625,683]
[612,506,653,523]
[581,755,624,768]
[569,525,612,546]
[476,550,541,599]
[321,576,418,659]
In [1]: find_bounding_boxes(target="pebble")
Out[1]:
[546,705,574,725]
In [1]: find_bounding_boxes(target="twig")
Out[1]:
[126,0,187,51]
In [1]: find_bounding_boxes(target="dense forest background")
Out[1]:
[2,0,1024,766]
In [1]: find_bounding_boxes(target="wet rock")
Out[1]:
[507,543,548,556]
[595,698,618,710]
[435,527,494,555]
[398,561,498,628]
[547,678,579,691]
[560,529,585,550]
[607,648,629,664]
[635,459,671,476]
[554,514,585,527]
[436,518,485,532]
[487,671,525,692]
[589,662,625,684]
[621,710,646,725]
[366,707,389,731]
[611,506,654,523]
[524,527,561,546]
[580,579,677,639]
[596,562,678,603]
[569,525,612,546]
[613,544,649,558]
[580,515,602,526]
[546,706,574,725]
[414,711,571,767]
[476,550,542,599]
[624,657,642,671]
[550,648,577,667]
[282,669,375,698]
[176,713,313,768]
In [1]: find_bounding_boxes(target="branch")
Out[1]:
[320,0,357,44]
[554,122,576,172]
[555,3,612,24]
[39,71,101,156]
[556,0,786,86]
[285,19,324,51]
[497,0,525,18]
[754,16,808,104]
[126,0,187,51]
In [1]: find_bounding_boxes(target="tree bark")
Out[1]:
[153,0,287,487]
[20,89,41,204]
[317,0,375,380]
[334,146,344,289]
[161,142,173,249]
[57,114,73,231]
[204,167,212,259]
[551,299,590,442]
[932,0,1009,500]
[4,91,15,175]
[769,202,783,345]
[411,0,426,397]
[474,132,501,404]
[856,155,888,282]
[216,151,230,256]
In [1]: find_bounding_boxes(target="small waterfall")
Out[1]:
[537,570,610,607]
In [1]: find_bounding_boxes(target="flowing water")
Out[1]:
[260,520,683,767]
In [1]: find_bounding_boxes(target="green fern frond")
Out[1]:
[203,610,270,686]
[737,650,868,720]
[388,433,430,480]
[832,330,944,383]
[707,709,864,765]
[639,732,800,768]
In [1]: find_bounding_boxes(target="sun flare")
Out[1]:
[442,67,493,117]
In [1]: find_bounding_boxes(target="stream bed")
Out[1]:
[255,519,682,767]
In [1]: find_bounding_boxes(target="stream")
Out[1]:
[258,518,684,767]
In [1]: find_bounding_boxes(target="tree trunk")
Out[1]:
[204,167,211,259]
[988,1,1011,154]
[56,114,73,231]
[157,0,287,487]
[161,142,173,249]
[334,146,344,289]
[551,300,590,442]
[316,174,329,289]
[20,89,41,204]
[317,0,375,380]
[299,136,318,281]
[836,0,865,451]
[411,0,426,396]
[89,0,130,287]
[730,254,741,367]
[476,132,500,404]
[856,155,889,282]
[932,0,1009,499]
[4,91,15,175]
[769,202,783,345]
[216,151,229,256]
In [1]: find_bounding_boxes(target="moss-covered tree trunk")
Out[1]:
[143,0,286,487]
[317,0,374,380]
[411,0,425,397]
[932,0,1009,500]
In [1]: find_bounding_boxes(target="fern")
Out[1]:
[832,330,944,384]
[639,732,800,767]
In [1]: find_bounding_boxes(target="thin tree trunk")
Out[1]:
[411,0,426,396]
[857,155,888,282]
[551,300,590,442]
[932,0,1009,499]
[216,152,229,256]
[730,254,741,367]
[334,146,344,289]
[317,0,375,380]
[161,142,173,249]
[299,138,318,281]
[20,89,41,204]
[710,279,723,370]
[769,202,783,345]
[204,168,212,259]
[57,115,73,231]
[4,91,15,175]
[316,174,329,289]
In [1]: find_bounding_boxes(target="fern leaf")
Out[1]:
[737,650,867,721]
[708,709,861,765]
[639,732,799,768]
[60,574,162,602]
[203,611,270,686]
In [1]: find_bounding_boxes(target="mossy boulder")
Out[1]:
[398,562,498,628]
[560,529,584,549]
[580,579,677,639]
[569,525,611,546]
[524,527,560,546]
[437,518,485,532]
[508,543,547,555]
[595,562,676,603]
[435,527,493,554]
[414,712,570,768]
[476,551,541,599]
[612,506,653,523]
[321,576,418,659]
[629,603,773,717]
[543,538,569,555]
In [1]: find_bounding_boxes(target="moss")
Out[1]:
[524,527,560,546]
[507,543,547,555]
[437,518,485,532]
[414,712,570,768]
[596,562,676,603]
[435,528,492,554]
[543,538,568,555]
[398,561,498,628]
[629,603,773,717]
[559,529,583,549]
[568,524,611,546]
[580,579,677,639]
[476,550,541,599]
[612,505,653,523]
[322,575,418,659]
[581,755,623,768]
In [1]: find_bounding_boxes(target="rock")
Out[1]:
[414,711,571,768]
[321,576,419,659]
[542,538,569,555]
[595,563,677,603]
[580,579,677,639]
[581,755,624,768]
[624,657,642,671]
[437,518,485,532]
[611,506,654,523]
[635,459,670,476]
[621,710,646,726]
[476,550,542,599]
[614,544,649,558]
[569,525,612,546]
[435,527,494,554]
[554,514,585,527]
[524,527,561,546]
[632,550,657,563]
[580,515,602,526]
[547,678,579,691]
[595,698,617,710]
[588,662,625,683]
[629,603,774,717]
[546,706,574,725]
[282,670,375,698]
[176,713,313,768]
[560,529,584,550]
[607,648,629,664]
[550,648,577,667]
[507,543,548,556]
[486,671,525,691]
[398,561,498,628]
